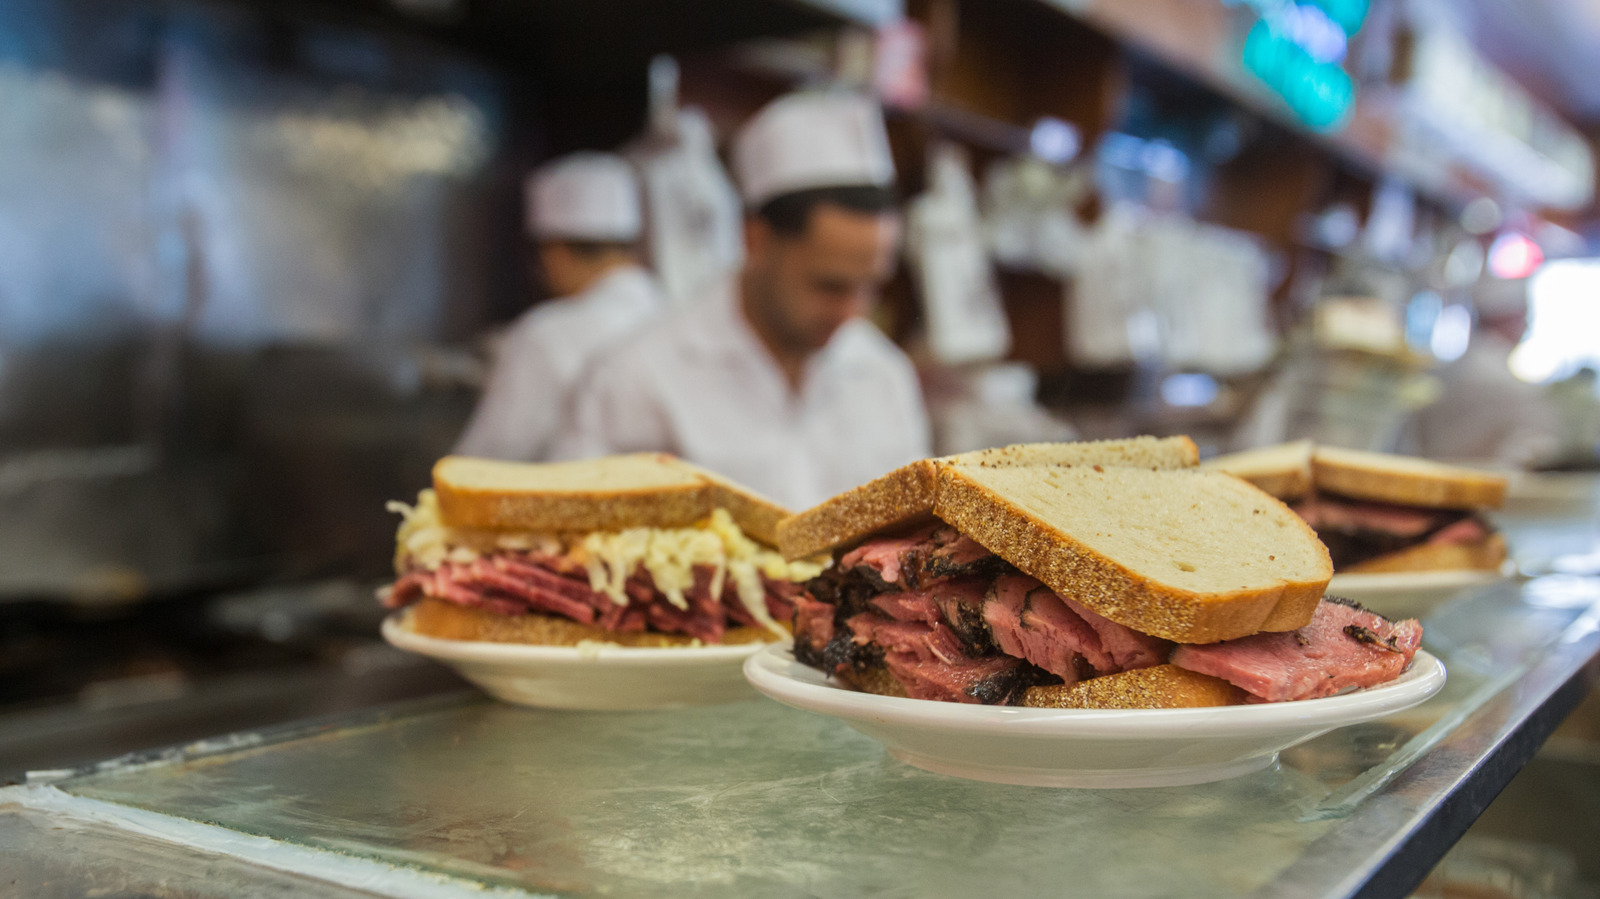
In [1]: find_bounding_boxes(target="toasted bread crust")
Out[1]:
[1022,665,1246,709]
[776,437,1200,560]
[834,664,910,698]
[932,467,1330,643]
[1220,468,1312,502]
[1202,440,1314,501]
[406,598,780,646]
[433,454,790,543]
[1311,447,1508,510]
[947,436,1199,470]
[1343,533,1508,574]
[776,461,942,561]
[706,484,787,548]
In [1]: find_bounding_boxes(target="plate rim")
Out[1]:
[743,643,1446,738]
[1328,568,1511,591]
[381,612,779,666]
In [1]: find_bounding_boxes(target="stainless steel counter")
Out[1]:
[2,500,1597,899]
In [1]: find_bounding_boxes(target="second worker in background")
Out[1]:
[558,92,931,508]
[455,153,665,461]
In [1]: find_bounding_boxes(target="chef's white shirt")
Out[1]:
[557,280,931,509]
[455,265,663,461]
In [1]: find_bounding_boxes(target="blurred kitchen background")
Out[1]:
[1,0,1597,807]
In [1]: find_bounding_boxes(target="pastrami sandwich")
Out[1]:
[778,437,1424,708]
[381,454,822,646]
[1204,442,1508,574]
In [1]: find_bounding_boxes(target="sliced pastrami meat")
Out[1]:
[1291,497,1459,539]
[981,573,1102,682]
[386,553,794,643]
[793,593,837,656]
[870,591,944,627]
[838,523,942,585]
[845,613,970,668]
[883,650,1029,704]
[916,529,1002,585]
[1427,516,1492,545]
[1055,593,1173,672]
[1170,598,1422,702]
[837,523,1001,590]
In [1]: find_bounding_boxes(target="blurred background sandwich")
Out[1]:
[382,454,820,647]
[1205,442,1509,574]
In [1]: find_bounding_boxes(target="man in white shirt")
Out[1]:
[558,92,931,508]
[455,152,664,460]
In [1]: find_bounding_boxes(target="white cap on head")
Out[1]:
[733,91,895,209]
[525,152,642,241]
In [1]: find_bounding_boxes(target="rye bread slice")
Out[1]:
[671,460,793,548]
[932,466,1332,643]
[1021,664,1246,709]
[432,454,788,544]
[1343,533,1508,574]
[1311,447,1507,510]
[775,436,1199,560]
[1201,440,1315,501]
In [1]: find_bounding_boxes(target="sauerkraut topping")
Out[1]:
[386,490,561,571]
[386,492,823,636]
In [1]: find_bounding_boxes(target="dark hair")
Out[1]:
[755,184,898,236]
[542,238,637,259]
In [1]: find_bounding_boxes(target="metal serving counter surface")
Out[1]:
[3,500,1598,899]
[2,574,1597,898]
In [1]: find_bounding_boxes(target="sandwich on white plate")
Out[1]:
[382,454,821,649]
[775,437,1426,709]
[1204,441,1510,575]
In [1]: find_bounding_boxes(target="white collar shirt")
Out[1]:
[455,265,663,461]
[556,279,931,509]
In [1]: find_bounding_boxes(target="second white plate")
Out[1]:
[1327,568,1512,619]
[382,612,775,710]
[744,644,1446,788]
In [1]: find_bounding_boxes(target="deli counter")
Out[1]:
[2,481,1598,899]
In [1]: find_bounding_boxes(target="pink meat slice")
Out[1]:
[847,609,1024,703]
[883,650,1023,704]
[838,523,943,584]
[383,571,429,608]
[763,578,803,625]
[934,532,995,567]
[846,613,968,666]
[466,560,597,623]
[384,553,787,643]
[870,591,944,627]
[1170,600,1423,702]
[981,573,1102,681]
[1056,593,1173,672]
[1428,517,1491,545]
[793,594,836,652]
[1292,497,1454,539]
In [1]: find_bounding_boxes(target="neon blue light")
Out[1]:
[1242,16,1356,130]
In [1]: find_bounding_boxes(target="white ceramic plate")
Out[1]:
[744,644,1446,788]
[382,612,774,710]
[1327,568,1512,620]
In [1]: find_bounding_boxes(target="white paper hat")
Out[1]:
[733,92,895,208]
[526,152,642,241]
